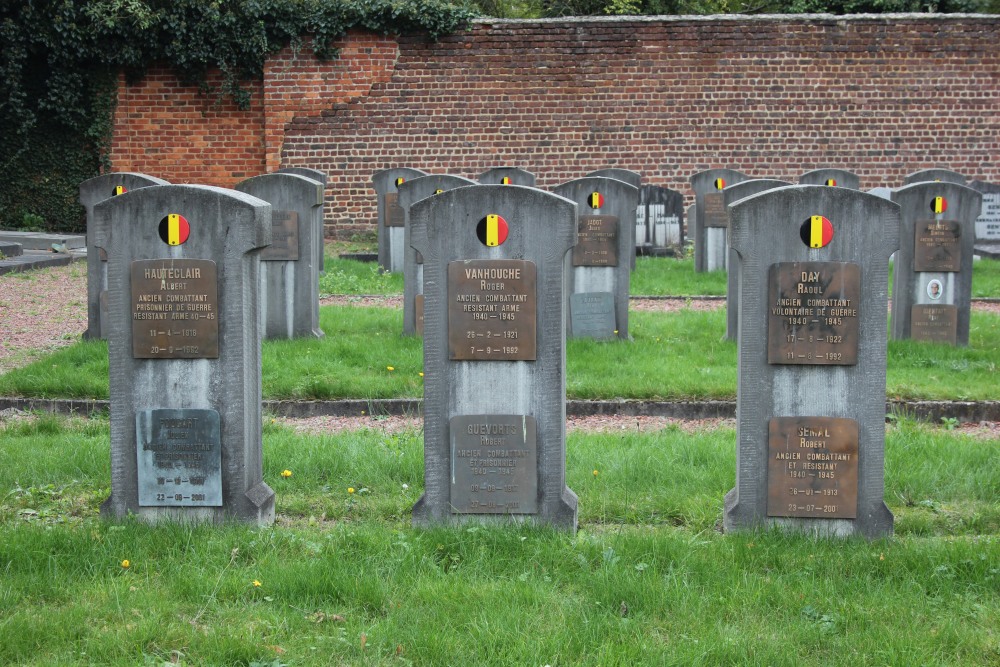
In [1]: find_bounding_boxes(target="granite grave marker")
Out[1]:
[277,167,328,274]
[799,168,860,190]
[691,168,749,272]
[970,180,1000,242]
[478,167,536,187]
[373,168,427,272]
[903,168,967,186]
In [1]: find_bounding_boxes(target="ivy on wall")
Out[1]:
[0,0,476,232]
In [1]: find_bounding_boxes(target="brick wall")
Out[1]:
[111,16,1000,239]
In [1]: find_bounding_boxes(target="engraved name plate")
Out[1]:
[450,415,538,514]
[260,210,300,261]
[703,192,728,228]
[767,416,858,519]
[448,260,537,361]
[572,216,619,266]
[768,261,860,365]
[570,292,616,338]
[131,259,219,359]
[136,408,222,507]
[384,193,404,227]
[911,304,958,344]
[914,220,961,272]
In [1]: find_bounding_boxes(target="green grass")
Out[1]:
[631,256,728,296]
[0,415,998,665]
[2,306,998,402]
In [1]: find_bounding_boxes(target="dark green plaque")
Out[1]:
[131,259,219,359]
[768,261,860,365]
[450,415,537,514]
[767,416,858,519]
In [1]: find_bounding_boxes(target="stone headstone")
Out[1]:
[890,182,982,346]
[724,179,793,340]
[970,180,1000,242]
[236,173,324,339]
[277,167,328,274]
[724,185,898,538]
[95,184,274,524]
[410,185,578,529]
[799,169,860,190]
[587,168,641,189]
[690,169,750,272]
[79,172,170,340]
[554,177,638,339]
[478,167,536,187]
[903,168,967,186]
[636,185,685,255]
[373,168,427,272]
[399,174,477,335]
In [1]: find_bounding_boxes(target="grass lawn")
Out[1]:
[0,414,997,666]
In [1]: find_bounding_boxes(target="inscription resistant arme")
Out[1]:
[767,416,858,519]
[768,261,860,365]
[450,415,538,514]
[131,259,219,359]
[913,219,961,272]
[572,216,619,266]
[136,408,222,507]
[448,260,537,361]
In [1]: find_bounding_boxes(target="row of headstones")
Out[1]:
[691,167,988,347]
[377,168,640,341]
[80,168,329,345]
[86,171,901,540]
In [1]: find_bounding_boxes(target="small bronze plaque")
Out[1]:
[572,216,619,266]
[260,210,299,261]
[136,408,223,507]
[703,192,728,228]
[914,219,961,272]
[450,415,538,514]
[384,193,404,227]
[448,260,537,361]
[767,416,858,519]
[131,259,219,359]
[911,304,958,344]
[768,261,860,365]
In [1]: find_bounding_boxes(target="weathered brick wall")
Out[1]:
[111,16,1000,239]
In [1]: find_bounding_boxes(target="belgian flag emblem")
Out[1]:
[932,197,948,214]
[434,189,444,195]
[158,214,190,246]
[501,177,512,185]
[589,192,604,209]
[800,215,834,249]
[825,179,837,187]
[476,214,509,247]
[714,178,726,190]
[113,185,127,196]
[395,177,405,187]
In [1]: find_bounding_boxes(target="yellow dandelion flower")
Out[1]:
[281,469,292,478]
[387,366,395,371]
[592,469,599,477]
[879,553,885,561]
[121,559,130,569]
[348,487,355,494]
[419,372,424,377]
[253,579,262,587]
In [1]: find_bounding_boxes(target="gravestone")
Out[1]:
[236,173,324,339]
[799,169,860,190]
[970,180,1000,242]
[278,167,328,274]
[724,185,899,538]
[890,182,982,346]
[903,169,967,186]
[478,167,536,187]
[724,179,793,340]
[554,177,638,339]
[95,185,274,524]
[588,169,641,269]
[80,173,170,340]
[690,168,750,272]
[400,174,477,335]
[373,168,427,272]
[410,185,578,529]
[636,185,685,256]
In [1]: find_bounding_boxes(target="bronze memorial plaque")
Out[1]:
[913,219,961,273]
[260,210,299,261]
[572,216,619,266]
[136,408,223,507]
[911,304,958,344]
[131,259,219,359]
[767,416,859,519]
[450,414,538,514]
[768,261,860,365]
[448,259,537,361]
[703,192,728,228]
[384,193,404,227]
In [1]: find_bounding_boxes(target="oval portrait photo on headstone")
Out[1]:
[927,278,943,300]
